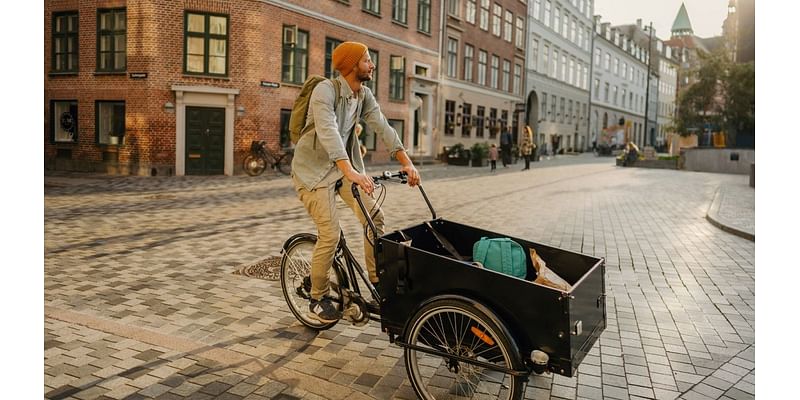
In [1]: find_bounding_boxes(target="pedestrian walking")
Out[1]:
[500,128,512,167]
[520,138,532,170]
[290,41,421,323]
[489,143,498,172]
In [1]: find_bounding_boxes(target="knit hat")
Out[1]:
[332,41,368,74]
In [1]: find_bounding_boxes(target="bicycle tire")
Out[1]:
[243,154,267,176]
[280,235,345,330]
[277,152,293,175]
[404,298,525,400]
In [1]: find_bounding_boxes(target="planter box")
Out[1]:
[471,158,487,167]
[446,157,470,166]
[617,159,678,169]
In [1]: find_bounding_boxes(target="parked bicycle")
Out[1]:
[243,140,293,176]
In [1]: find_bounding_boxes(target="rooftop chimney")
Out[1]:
[637,18,642,29]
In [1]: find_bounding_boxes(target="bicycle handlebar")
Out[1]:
[351,171,437,241]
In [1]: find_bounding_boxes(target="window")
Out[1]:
[604,52,610,70]
[445,100,456,136]
[593,79,599,99]
[185,12,229,76]
[52,12,79,72]
[571,18,577,43]
[621,88,626,108]
[324,37,343,78]
[534,0,541,21]
[514,63,522,95]
[604,82,609,102]
[463,103,472,131]
[390,56,405,100]
[447,38,458,78]
[501,110,509,135]
[418,0,431,33]
[613,57,619,75]
[594,48,600,66]
[464,44,474,81]
[504,10,513,42]
[531,39,539,72]
[448,0,461,17]
[551,49,558,79]
[561,11,569,38]
[492,4,502,36]
[478,50,487,85]
[489,108,498,138]
[466,0,476,23]
[612,85,617,104]
[554,7,560,34]
[479,0,490,30]
[622,61,627,79]
[544,0,551,28]
[567,100,573,124]
[550,94,556,121]
[542,44,549,75]
[389,119,405,146]
[541,93,548,119]
[568,58,575,85]
[515,17,524,48]
[51,100,78,143]
[363,0,380,14]
[560,54,566,81]
[502,59,510,92]
[280,109,292,148]
[360,121,378,151]
[392,0,408,24]
[96,101,125,145]
[577,24,583,49]
[364,49,379,97]
[476,106,485,137]
[491,55,499,88]
[97,9,126,72]
[559,97,565,122]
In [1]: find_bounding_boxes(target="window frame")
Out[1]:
[50,100,79,144]
[52,11,79,73]
[477,50,487,85]
[504,10,513,42]
[96,8,127,72]
[417,0,431,33]
[476,106,485,137]
[466,0,477,24]
[325,37,343,79]
[184,11,230,77]
[464,44,474,82]
[392,0,408,24]
[447,38,458,78]
[95,100,126,145]
[389,55,406,100]
[281,26,309,84]
[363,0,380,14]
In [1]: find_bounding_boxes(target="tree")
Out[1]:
[675,49,755,148]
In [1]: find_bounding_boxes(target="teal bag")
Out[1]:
[472,237,527,279]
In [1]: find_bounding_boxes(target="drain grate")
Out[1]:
[234,255,282,281]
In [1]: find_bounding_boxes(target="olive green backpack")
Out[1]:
[288,75,342,144]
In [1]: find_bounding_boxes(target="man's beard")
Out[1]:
[357,70,373,82]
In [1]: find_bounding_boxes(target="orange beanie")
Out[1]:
[332,41,368,74]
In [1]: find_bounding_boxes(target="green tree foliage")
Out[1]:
[675,49,754,146]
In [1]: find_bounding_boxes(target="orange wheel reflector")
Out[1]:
[470,326,495,346]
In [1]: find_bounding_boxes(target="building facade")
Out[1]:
[588,18,649,149]
[655,38,680,150]
[45,0,440,175]
[525,0,594,154]
[437,0,527,157]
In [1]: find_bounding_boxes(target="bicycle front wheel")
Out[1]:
[280,235,343,330]
[404,298,525,400]
[243,154,267,176]
[277,152,293,175]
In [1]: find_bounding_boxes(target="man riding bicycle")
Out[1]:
[291,41,421,323]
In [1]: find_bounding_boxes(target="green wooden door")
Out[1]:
[185,107,225,175]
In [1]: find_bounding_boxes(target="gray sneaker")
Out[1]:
[308,297,341,323]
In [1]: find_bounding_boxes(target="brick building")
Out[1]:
[438,0,527,157]
[44,0,440,175]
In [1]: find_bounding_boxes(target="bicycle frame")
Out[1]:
[333,234,382,320]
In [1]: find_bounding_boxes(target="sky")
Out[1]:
[593,0,730,39]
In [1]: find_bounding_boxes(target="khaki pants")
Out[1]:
[293,175,384,300]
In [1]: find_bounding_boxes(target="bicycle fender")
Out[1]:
[281,233,317,252]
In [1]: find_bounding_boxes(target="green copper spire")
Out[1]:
[671,3,693,36]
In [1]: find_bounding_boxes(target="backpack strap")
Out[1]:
[500,239,513,275]
[331,78,342,111]
[474,237,490,264]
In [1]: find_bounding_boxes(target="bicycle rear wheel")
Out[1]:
[243,154,267,176]
[277,152,293,175]
[280,235,343,330]
[404,298,525,400]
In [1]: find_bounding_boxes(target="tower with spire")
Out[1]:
[671,3,694,37]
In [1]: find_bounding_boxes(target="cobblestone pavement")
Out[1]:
[45,155,755,399]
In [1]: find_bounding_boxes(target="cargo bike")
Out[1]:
[280,171,606,400]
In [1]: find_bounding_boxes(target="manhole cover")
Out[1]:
[234,256,282,281]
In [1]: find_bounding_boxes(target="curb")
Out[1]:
[706,187,755,242]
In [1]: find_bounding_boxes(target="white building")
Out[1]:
[525,0,594,154]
